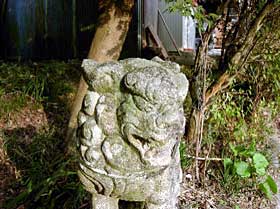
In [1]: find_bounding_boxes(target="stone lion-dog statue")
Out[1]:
[77,57,188,209]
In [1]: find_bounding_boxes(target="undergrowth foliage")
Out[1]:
[203,54,280,196]
[167,0,280,201]
[0,61,91,209]
[3,131,89,209]
[0,61,79,117]
[203,48,280,196]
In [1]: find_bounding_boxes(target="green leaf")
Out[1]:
[253,153,269,175]
[234,161,251,178]
[248,140,256,155]
[223,158,233,170]
[27,180,33,193]
[266,175,278,194]
[256,167,266,176]
[259,182,273,199]
[229,143,238,156]
[4,190,29,208]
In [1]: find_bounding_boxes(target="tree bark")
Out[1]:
[66,0,135,150]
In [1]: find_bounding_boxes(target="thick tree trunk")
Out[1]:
[66,1,135,150]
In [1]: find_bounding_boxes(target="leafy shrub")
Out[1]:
[223,142,277,199]
[204,49,280,197]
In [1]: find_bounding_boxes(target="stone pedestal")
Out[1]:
[77,57,189,209]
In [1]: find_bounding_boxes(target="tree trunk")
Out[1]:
[66,0,135,150]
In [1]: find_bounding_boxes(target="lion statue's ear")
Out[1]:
[152,56,181,73]
[153,57,189,102]
[81,59,98,85]
[81,59,125,93]
[176,73,189,103]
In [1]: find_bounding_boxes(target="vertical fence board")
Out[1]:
[45,0,73,58]
[1,0,74,59]
[76,0,98,58]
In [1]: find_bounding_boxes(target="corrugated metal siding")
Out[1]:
[45,0,73,59]
[0,0,74,59]
[158,0,183,52]
[76,0,98,58]
[1,0,38,58]
[0,0,94,59]
[144,0,158,31]
[0,0,138,60]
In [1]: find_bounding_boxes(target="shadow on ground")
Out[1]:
[0,61,91,209]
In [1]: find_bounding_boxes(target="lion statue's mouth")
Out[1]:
[121,122,178,168]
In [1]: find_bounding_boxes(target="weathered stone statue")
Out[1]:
[77,57,188,209]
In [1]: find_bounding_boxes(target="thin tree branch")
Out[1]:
[187,155,223,161]
[230,1,275,67]
[205,1,276,104]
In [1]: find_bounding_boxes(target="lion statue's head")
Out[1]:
[78,57,188,182]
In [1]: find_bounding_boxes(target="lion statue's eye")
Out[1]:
[133,96,154,112]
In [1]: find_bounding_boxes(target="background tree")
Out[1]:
[67,0,135,146]
[167,0,280,181]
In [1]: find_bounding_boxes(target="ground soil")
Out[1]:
[179,117,280,209]
[0,98,49,207]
